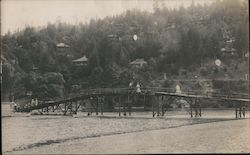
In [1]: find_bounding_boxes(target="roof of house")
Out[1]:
[56,43,70,48]
[129,59,147,65]
[221,47,236,52]
[72,56,88,62]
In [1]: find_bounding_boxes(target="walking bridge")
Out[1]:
[15,87,250,118]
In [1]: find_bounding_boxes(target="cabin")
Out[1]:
[56,43,70,55]
[221,47,236,56]
[72,56,88,66]
[56,43,70,48]
[32,65,38,72]
[129,58,147,68]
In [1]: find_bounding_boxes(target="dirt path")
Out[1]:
[8,119,250,154]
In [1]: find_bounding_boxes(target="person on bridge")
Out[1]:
[129,82,133,93]
[13,103,17,111]
[136,82,141,93]
[35,98,38,106]
[175,84,181,94]
[129,82,133,88]
[31,99,34,106]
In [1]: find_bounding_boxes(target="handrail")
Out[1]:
[17,87,249,112]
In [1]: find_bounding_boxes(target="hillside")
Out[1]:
[1,0,249,101]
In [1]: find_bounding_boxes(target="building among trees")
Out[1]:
[72,56,88,66]
[129,59,147,68]
[56,43,70,48]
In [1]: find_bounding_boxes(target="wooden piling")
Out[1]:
[190,99,193,118]
[143,95,146,110]
[64,103,67,115]
[199,107,201,117]
[157,96,160,117]
[75,102,78,114]
[161,96,164,116]
[101,97,104,115]
[128,95,131,116]
[242,106,245,118]
[152,96,155,117]
[118,97,121,116]
[69,102,72,115]
[190,107,193,118]
[239,107,242,118]
[123,96,126,116]
[199,100,202,117]
[96,98,98,115]
[235,107,238,118]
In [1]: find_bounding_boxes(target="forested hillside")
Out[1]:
[1,0,249,101]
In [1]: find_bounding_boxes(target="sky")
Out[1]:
[1,0,213,35]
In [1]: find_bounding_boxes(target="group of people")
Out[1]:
[12,98,40,112]
[129,82,182,94]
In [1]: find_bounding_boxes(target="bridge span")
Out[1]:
[15,87,250,118]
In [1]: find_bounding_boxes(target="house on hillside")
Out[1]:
[72,56,88,66]
[220,47,236,56]
[129,58,147,68]
[32,65,38,71]
[56,43,70,55]
[56,43,70,48]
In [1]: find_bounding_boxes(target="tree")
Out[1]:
[2,64,13,100]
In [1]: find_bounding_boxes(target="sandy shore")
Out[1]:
[2,104,250,154]
[3,118,250,154]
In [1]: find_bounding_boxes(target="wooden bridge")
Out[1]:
[15,87,250,118]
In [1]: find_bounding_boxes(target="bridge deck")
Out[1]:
[155,92,250,102]
[16,88,250,112]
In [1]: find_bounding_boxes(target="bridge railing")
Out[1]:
[75,87,249,99]
[153,87,249,100]
[78,88,131,95]
[17,87,249,112]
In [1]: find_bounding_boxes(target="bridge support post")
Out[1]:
[199,100,202,117]
[242,105,246,118]
[157,96,160,117]
[143,95,146,111]
[100,102,103,115]
[96,98,99,115]
[161,96,164,116]
[239,106,242,118]
[128,95,131,116]
[152,96,155,117]
[193,98,201,118]
[235,106,238,119]
[69,102,73,115]
[123,101,126,116]
[100,97,104,115]
[190,98,195,118]
[74,102,78,114]
[190,107,193,118]
[66,103,69,115]
[118,97,121,117]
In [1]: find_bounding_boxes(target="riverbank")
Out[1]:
[3,118,250,154]
[2,106,250,154]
